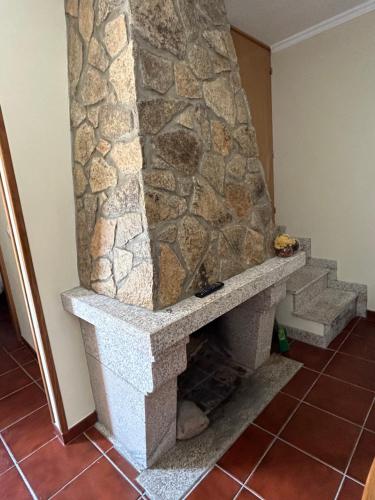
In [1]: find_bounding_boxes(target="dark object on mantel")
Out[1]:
[195,282,224,298]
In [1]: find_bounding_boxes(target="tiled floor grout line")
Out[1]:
[279,393,372,430]
[292,363,375,394]
[0,403,48,433]
[238,350,337,494]
[48,456,103,499]
[214,464,263,500]
[250,422,345,477]
[333,396,375,499]
[0,365,20,378]
[0,433,37,499]
[83,431,144,496]
[17,437,58,465]
[5,349,44,389]
[0,381,35,401]
[0,463,15,479]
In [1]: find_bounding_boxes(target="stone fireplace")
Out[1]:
[63,0,305,497]
[65,0,275,311]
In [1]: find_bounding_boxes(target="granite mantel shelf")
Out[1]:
[62,252,306,356]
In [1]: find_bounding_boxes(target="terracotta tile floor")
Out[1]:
[0,294,374,499]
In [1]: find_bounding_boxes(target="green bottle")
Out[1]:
[278,325,290,353]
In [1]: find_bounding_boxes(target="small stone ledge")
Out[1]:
[62,252,305,356]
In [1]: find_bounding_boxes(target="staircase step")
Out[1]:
[294,288,357,325]
[287,266,329,312]
[287,266,329,295]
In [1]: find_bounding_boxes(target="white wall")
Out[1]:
[0,0,95,428]
[0,199,34,347]
[272,11,375,310]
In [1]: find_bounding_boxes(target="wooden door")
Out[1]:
[231,28,275,211]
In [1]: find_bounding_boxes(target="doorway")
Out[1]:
[0,107,68,435]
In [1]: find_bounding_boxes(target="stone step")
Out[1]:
[277,287,357,348]
[287,265,329,312]
[294,288,357,325]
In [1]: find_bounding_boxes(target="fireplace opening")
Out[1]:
[177,318,248,439]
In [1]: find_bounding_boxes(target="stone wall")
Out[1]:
[65,0,275,310]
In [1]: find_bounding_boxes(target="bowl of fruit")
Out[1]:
[274,234,299,258]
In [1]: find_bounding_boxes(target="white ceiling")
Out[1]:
[225,0,371,46]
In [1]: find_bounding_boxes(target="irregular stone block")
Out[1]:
[67,22,83,93]
[175,62,202,99]
[88,38,109,72]
[91,258,112,281]
[187,44,212,79]
[191,176,232,226]
[203,30,228,57]
[178,216,208,272]
[102,178,140,217]
[74,122,96,165]
[89,157,117,193]
[200,152,225,194]
[145,190,186,226]
[90,218,116,258]
[113,249,133,282]
[109,43,136,103]
[99,105,133,140]
[225,182,252,218]
[79,66,108,105]
[104,15,127,57]
[143,169,176,191]
[116,213,143,247]
[110,138,143,173]
[130,0,186,57]
[203,76,236,126]
[154,130,202,176]
[138,99,186,135]
[158,244,186,307]
[139,49,174,95]
[117,262,153,309]
[211,120,232,157]
[78,0,94,44]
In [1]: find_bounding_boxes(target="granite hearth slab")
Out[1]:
[137,354,302,500]
[62,253,305,357]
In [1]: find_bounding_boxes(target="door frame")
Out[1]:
[0,106,68,434]
[0,243,22,342]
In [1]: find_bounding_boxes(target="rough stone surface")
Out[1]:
[225,182,252,218]
[79,66,108,105]
[175,63,202,99]
[102,178,140,217]
[91,258,112,281]
[242,229,265,266]
[110,138,143,173]
[67,22,83,93]
[65,0,275,309]
[74,123,96,165]
[130,0,186,57]
[158,244,186,307]
[143,169,176,191]
[116,213,143,247]
[89,157,117,193]
[73,164,88,196]
[116,262,153,308]
[154,130,202,176]
[211,121,232,156]
[191,177,232,226]
[90,218,116,258]
[187,44,212,80]
[104,15,127,57]
[88,38,109,72]
[100,105,133,140]
[109,44,136,103]
[138,100,186,135]
[65,0,78,17]
[200,152,225,193]
[178,216,208,271]
[139,49,174,94]
[145,190,186,226]
[203,77,236,126]
[113,249,133,282]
